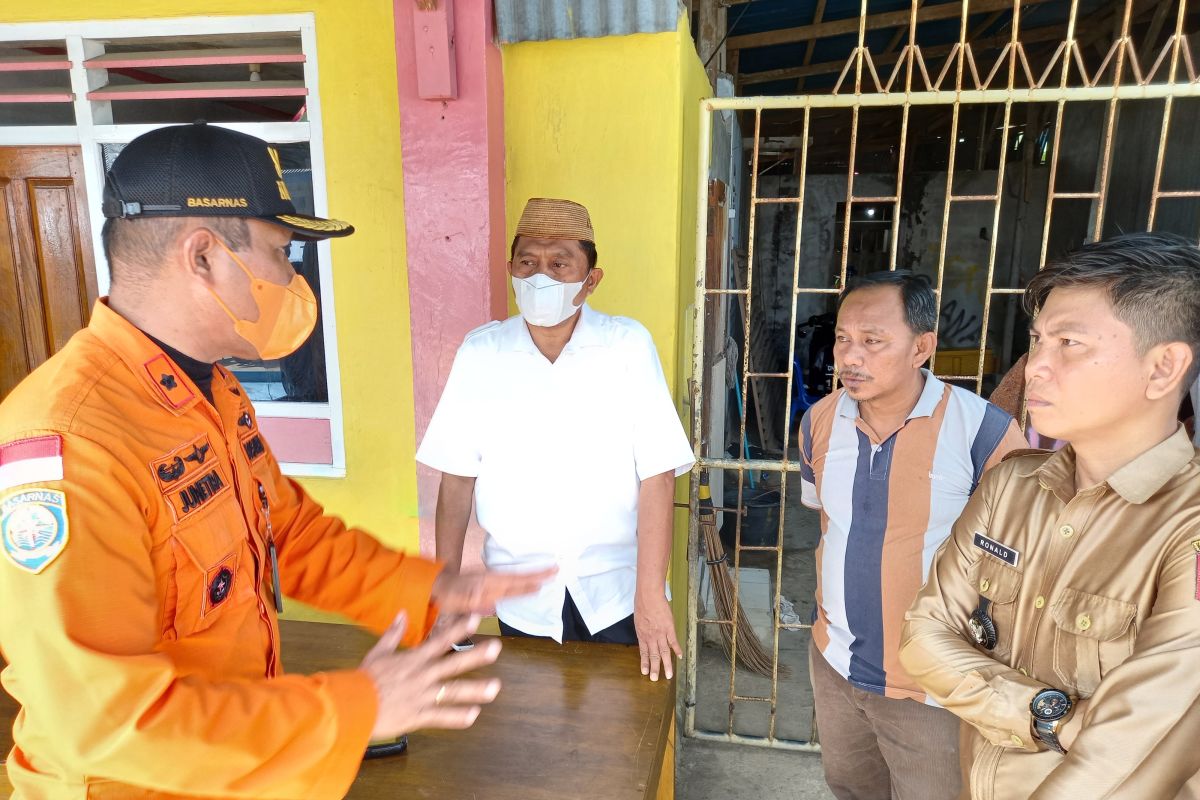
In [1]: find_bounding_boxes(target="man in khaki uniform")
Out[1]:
[900,232,1200,799]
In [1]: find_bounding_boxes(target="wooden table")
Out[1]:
[0,620,675,799]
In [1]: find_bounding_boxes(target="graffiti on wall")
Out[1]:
[938,298,980,348]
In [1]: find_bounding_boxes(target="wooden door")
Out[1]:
[0,146,97,399]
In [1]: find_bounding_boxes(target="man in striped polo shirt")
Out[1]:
[800,271,1026,800]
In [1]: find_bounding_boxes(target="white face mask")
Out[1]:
[512,272,588,327]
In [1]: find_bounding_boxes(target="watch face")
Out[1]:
[1032,690,1071,721]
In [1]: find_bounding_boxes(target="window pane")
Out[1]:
[89,33,306,125]
[0,42,76,127]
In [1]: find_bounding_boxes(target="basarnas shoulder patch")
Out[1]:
[2,489,69,574]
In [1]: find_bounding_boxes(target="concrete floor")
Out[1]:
[677,738,834,800]
[678,471,835,799]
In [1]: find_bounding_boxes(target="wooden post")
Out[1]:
[697,0,722,86]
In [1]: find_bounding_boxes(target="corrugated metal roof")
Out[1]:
[495,0,683,44]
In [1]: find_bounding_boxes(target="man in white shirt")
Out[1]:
[417,198,695,681]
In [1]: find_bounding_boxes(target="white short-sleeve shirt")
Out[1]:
[416,305,695,641]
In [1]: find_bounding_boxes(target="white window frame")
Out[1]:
[0,14,347,478]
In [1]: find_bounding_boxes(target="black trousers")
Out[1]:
[498,591,637,645]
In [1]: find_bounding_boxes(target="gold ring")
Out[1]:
[434,685,448,705]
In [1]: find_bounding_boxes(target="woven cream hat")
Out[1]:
[514,198,595,242]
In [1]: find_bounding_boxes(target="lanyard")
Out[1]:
[257,482,284,614]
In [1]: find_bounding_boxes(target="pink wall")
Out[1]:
[393,0,506,563]
[259,417,333,465]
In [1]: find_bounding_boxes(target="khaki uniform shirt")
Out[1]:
[900,427,1200,800]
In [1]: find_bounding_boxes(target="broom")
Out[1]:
[699,475,782,678]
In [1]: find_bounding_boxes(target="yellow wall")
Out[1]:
[0,2,419,557]
[502,16,711,636]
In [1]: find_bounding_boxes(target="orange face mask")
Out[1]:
[209,239,318,361]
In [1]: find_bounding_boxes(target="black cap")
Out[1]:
[102,121,353,240]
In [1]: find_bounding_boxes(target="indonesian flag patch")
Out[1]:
[0,435,64,492]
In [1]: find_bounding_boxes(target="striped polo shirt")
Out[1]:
[800,370,1025,702]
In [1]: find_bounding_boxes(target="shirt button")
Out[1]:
[1034,596,1046,609]
[979,578,991,592]
[1010,734,1024,747]
[1060,525,1075,538]
[1077,613,1091,631]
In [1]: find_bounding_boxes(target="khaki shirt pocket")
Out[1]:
[167,495,253,640]
[1050,587,1136,697]
[967,558,1022,661]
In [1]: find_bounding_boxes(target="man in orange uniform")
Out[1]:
[0,122,551,798]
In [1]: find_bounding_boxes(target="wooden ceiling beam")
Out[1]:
[795,0,829,92]
[727,0,1055,52]
[882,1,928,56]
[739,21,1065,86]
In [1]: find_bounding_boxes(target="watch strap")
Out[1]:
[1034,716,1067,754]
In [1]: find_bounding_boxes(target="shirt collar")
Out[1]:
[1031,425,1196,504]
[565,304,604,350]
[498,314,538,354]
[836,369,945,421]
[499,303,603,354]
[87,299,205,416]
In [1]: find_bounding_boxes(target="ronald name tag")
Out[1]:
[973,531,1020,568]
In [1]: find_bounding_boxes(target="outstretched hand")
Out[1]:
[431,565,557,616]
[360,613,502,741]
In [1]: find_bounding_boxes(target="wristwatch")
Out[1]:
[1030,689,1074,754]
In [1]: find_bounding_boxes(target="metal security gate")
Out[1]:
[684,0,1200,751]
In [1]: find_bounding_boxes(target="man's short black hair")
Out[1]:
[101,216,251,288]
[839,270,938,335]
[1025,231,1200,387]
[510,235,598,270]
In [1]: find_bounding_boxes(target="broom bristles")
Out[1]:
[701,509,787,678]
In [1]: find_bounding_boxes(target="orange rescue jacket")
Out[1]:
[0,301,441,798]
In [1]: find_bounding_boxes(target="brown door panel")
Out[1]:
[0,146,96,399]
[0,177,30,396]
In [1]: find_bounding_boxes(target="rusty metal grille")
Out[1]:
[685,0,1200,751]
